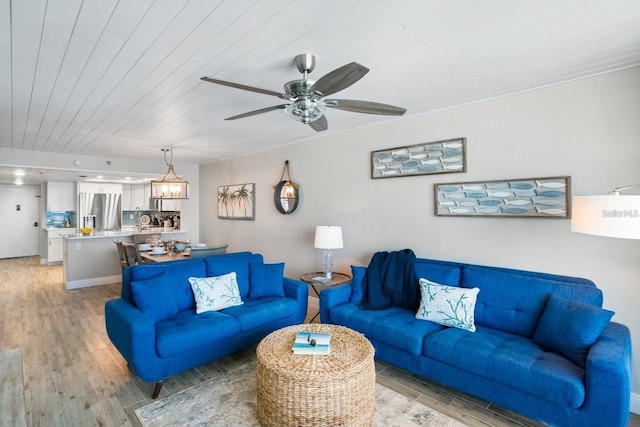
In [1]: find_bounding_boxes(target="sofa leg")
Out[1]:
[152,380,164,399]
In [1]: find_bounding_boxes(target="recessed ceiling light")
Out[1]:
[15,179,24,185]
[97,175,104,179]
[125,177,131,180]
[14,169,26,176]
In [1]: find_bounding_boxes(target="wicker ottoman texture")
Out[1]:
[256,324,375,427]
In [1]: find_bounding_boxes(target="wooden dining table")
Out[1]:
[140,248,191,263]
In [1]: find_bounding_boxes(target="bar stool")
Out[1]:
[123,243,143,266]
[113,239,128,271]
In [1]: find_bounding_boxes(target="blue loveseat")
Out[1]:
[320,256,631,427]
[105,252,308,398]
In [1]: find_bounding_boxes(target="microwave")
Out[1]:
[150,198,182,212]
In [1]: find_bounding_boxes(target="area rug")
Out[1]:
[136,362,464,426]
[0,348,27,427]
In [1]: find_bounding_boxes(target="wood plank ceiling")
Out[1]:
[1,0,640,185]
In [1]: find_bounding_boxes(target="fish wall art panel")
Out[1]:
[371,137,467,179]
[434,176,571,218]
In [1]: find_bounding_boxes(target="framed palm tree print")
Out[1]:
[217,183,255,220]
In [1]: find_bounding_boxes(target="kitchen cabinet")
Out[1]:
[47,229,69,264]
[133,184,150,210]
[46,182,76,211]
[122,185,132,210]
[49,237,63,263]
[118,184,151,210]
[78,182,123,194]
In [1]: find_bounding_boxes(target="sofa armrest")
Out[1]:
[319,283,352,323]
[104,298,157,373]
[284,277,309,322]
[582,322,631,426]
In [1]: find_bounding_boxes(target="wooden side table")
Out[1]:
[300,272,351,323]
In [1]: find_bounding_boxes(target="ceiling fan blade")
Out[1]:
[308,115,328,132]
[225,104,288,120]
[310,62,369,97]
[325,99,406,116]
[201,77,288,99]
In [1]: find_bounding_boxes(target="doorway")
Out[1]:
[0,186,40,259]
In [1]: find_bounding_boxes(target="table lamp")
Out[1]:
[314,226,343,279]
[571,185,640,239]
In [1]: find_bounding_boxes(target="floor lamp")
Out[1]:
[571,185,640,239]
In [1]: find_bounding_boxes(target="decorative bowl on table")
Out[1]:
[80,227,92,236]
[175,242,188,252]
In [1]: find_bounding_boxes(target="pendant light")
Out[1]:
[151,148,189,200]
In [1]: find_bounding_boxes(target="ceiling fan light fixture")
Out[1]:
[285,98,326,124]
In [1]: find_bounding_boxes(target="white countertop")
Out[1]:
[63,228,185,239]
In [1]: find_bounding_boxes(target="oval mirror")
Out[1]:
[274,180,299,214]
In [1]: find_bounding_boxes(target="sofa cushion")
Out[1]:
[249,262,285,298]
[413,261,461,287]
[423,326,586,408]
[416,279,479,332]
[131,272,178,323]
[205,253,262,298]
[155,309,241,357]
[188,273,243,314]
[222,297,299,331]
[462,266,602,337]
[331,303,444,355]
[349,265,367,303]
[533,294,614,369]
[131,260,206,311]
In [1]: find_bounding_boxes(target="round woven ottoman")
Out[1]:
[256,324,375,427]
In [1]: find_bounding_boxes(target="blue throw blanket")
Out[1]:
[362,249,417,310]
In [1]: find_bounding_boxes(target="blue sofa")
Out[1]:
[105,252,308,398]
[320,257,631,427]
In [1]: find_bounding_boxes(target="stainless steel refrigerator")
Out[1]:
[79,193,122,230]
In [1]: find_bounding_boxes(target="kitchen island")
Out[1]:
[62,229,188,289]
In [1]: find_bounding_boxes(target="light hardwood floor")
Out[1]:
[1,257,638,427]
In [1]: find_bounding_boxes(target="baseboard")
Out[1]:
[66,275,121,290]
[631,392,640,415]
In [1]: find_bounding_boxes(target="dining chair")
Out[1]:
[189,244,228,258]
[123,242,143,266]
[113,239,128,271]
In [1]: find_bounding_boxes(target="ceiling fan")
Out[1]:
[200,54,406,132]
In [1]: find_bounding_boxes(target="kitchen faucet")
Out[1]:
[135,207,141,231]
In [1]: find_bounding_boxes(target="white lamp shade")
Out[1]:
[571,195,640,239]
[314,226,343,249]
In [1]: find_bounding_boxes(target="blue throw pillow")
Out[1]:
[249,262,285,298]
[130,272,178,323]
[349,265,366,303]
[533,294,614,369]
[413,262,461,287]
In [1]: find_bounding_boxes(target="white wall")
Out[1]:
[200,66,640,403]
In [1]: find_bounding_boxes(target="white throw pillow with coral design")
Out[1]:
[415,278,479,332]
[188,272,243,314]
